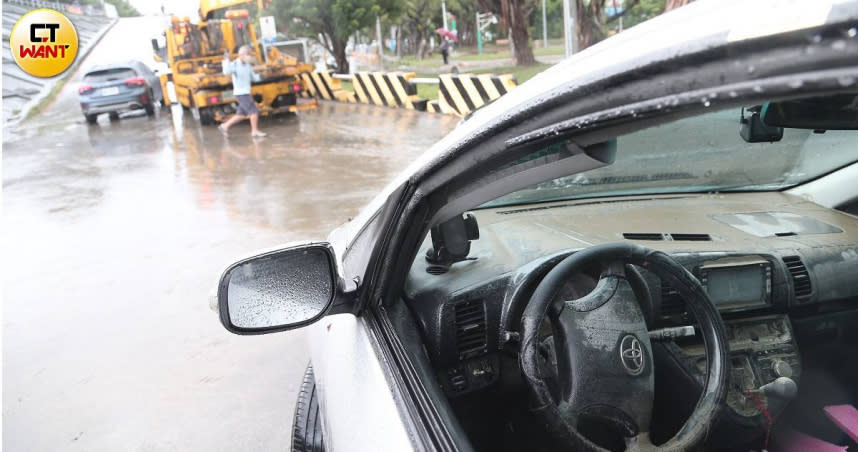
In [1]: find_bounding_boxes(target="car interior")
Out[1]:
[393,93,858,451]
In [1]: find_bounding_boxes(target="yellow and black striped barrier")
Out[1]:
[437,73,517,116]
[351,72,427,111]
[298,70,518,117]
[299,71,351,102]
[427,100,443,114]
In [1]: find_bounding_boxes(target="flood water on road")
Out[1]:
[3,16,458,451]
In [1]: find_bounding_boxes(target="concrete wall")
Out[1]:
[2,1,116,124]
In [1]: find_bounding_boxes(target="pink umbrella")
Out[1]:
[435,28,459,42]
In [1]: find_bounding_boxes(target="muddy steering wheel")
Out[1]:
[520,243,729,451]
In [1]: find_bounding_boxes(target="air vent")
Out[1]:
[454,300,487,359]
[670,233,712,241]
[623,233,665,241]
[426,265,449,275]
[783,256,812,303]
[660,282,686,317]
[623,233,712,241]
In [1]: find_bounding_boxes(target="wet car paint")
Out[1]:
[2,16,458,451]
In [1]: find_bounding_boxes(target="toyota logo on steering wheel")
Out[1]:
[619,334,645,376]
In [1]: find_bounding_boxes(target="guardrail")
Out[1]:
[332,74,439,84]
[5,0,64,9]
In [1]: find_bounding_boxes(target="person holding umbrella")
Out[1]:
[439,38,450,65]
[435,28,458,65]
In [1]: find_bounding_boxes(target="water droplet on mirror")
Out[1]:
[838,76,856,87]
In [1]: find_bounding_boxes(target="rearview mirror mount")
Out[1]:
[217,243,337,335]
[740,107,783,143]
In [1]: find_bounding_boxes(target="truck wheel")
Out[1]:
[145,102,155,116]
[199,107,215,125]
[109,112,120,122]
[292,364,325,452]
[85,114,98,125]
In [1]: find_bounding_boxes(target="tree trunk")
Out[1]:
[665,0,691,11]
[416,30,426,60]
[459,18,474,47]
[332,36,349,73]
[576,0,603,51]
[510,1,535,65]
[395,26,402,58]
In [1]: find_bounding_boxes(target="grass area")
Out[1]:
[415,63,552,101]
[394,42,565,68]
[416,83,438,101]
[25,73,70,120]
[480,63,553,82]
[534,46,566,57]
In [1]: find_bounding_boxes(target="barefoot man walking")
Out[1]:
[219,45,267,138]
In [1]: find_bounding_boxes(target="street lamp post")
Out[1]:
[376,15,383,70]
[476,11,482,55]
[562,0,578,57]
[442,0,448,31]
[542,0,547,48]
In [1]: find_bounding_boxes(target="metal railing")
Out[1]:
[330,73,439,84]
[5,0,65,10]
[3,0,112,16]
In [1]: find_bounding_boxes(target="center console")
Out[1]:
[668,314,801,418]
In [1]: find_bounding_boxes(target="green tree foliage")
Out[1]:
[477,0,537,65]
[401,0,442,59]
[620,0,666,29]
[267,0,402,73]
[106,0,140,17]
[444,0,479,46]
[76,0,140,17]
[529,0,563,40]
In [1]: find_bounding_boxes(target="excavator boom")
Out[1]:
[199,0,252,20]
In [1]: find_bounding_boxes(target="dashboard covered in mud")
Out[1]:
[403,192,858,412]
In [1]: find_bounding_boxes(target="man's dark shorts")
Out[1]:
[235,94,259,116]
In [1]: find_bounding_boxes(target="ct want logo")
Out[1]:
[619,334,645,376]
[9,9,79,78]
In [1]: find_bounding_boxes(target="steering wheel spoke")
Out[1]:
[626,432,659,452]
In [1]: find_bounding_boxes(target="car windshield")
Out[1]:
[84,67,136,83]
[485,107,857,208]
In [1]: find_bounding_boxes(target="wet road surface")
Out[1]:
[3,17,459,451]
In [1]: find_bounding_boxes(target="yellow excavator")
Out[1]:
[153,0,317,125]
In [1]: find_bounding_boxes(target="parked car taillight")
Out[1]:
[79,85,93,94]
[124,76,146,87]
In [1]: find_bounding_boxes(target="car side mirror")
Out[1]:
[217,243,337,335]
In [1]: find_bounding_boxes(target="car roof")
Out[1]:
[329,0,858,251]
[84,60,146,74]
